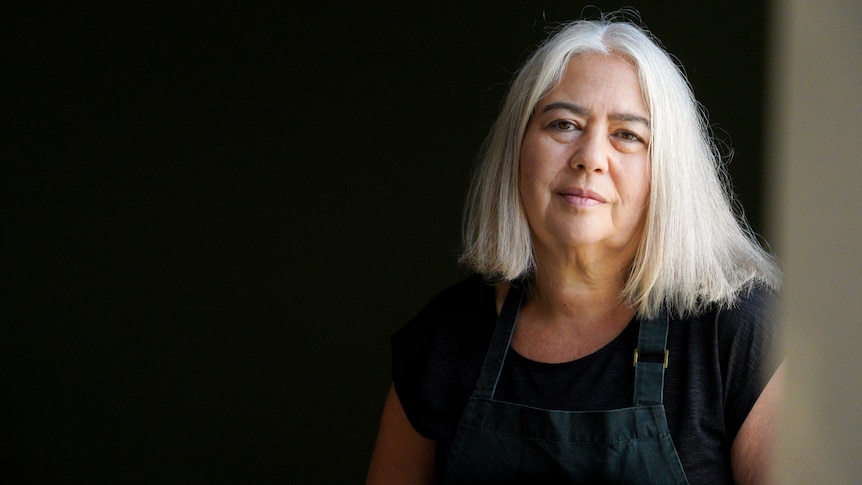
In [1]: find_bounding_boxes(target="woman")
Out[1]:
[368,15,781,485]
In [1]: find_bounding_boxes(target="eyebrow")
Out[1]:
[540,101,650,129]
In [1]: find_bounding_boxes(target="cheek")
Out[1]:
[518,162,538,209]
[613,163,651,215]
[629,174,650,205]
[518,146,542,194]
[519,159,539,188]
[636,164,652,205]
[621,157,650,195]
[630,169,652,218]
[518,158,554,208]
[519,137,559,189]
[518,139,538,178]
[518,161,550,224]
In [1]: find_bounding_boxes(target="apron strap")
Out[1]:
[633,311,671,406]
[471,282,523,400]
[472,282,670,407]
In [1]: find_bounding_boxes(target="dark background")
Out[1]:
[5,1,768,482]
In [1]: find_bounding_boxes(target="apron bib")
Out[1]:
[443,284,689,484]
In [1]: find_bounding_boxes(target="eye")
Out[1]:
[550,120,579,131]
[615,130,644,143]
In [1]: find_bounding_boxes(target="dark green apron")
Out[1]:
[442,284,689,484]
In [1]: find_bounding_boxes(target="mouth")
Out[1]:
[558,187,606,207]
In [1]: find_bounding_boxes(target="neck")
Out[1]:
[510,252,638,363]
[526,244,636,328]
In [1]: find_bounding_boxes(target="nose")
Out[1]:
[570,128,609,173]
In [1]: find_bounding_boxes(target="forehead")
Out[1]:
[540,53,648,116]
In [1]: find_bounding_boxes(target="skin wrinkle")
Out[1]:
[540,101,651,129]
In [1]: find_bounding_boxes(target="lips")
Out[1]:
[559,187,606,207]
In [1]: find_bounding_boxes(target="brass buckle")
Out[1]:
[633,348,669,368]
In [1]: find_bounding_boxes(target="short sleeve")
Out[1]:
[717,286,782,440]
[390,275,498,441]
[391,305,436,437]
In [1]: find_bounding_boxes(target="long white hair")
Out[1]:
[460,15,780,318]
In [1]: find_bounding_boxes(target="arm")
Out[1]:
[731,362,784,485]
[367,384,437,485]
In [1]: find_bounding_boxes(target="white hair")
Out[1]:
[460,14,780,318]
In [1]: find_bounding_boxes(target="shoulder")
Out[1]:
[718,284,779,328]
[419,273,497,315]
[390,274,499,439]
[713,284,781,366]
[672,284,779,347]
[393,274,497,343]
[663,284,781,479]
[673,283,780,385]
[695,284,781,436]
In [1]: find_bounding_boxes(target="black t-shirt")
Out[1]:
[392,274,780,484]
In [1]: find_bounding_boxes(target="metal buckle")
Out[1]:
[633,348,669,368]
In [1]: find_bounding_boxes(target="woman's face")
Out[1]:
[519,53,651,261]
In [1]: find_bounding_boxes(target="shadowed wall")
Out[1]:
[769,0,862,481]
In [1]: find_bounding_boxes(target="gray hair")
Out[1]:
[460,15,780,318]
